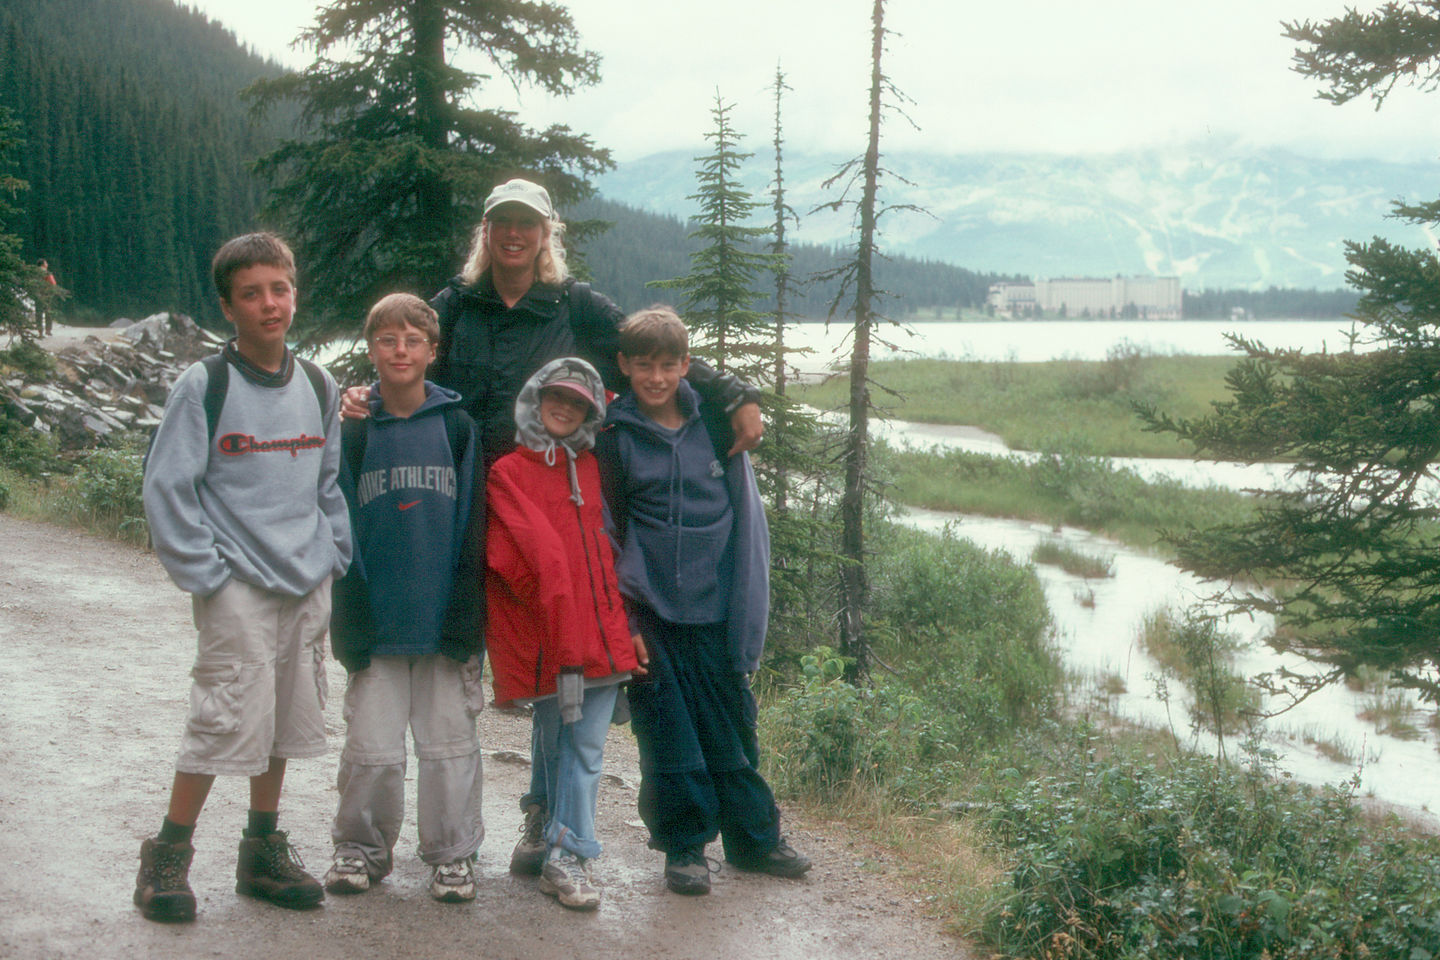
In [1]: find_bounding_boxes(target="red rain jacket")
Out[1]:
[485,446,637,706]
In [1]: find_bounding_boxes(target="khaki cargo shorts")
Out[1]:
[175,576,332,777]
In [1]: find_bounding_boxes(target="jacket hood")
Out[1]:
[514,357,607,457]
[606,379,701,435]
[367,381,463,421]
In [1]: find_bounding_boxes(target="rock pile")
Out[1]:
[1,312,225,451]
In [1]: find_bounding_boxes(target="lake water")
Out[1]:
[785,317,1369,368]
[902,507,1440,823]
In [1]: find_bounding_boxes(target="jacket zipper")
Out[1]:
[576,502,619,673]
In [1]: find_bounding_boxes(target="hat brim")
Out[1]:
[484,198,553,220]
[539,381,596,408]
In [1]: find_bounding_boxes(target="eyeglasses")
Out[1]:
[372,335,431,352]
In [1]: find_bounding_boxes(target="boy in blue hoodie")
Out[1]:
[596,306,810,896]
[324,293,486,903]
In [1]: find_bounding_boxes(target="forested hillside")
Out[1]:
[572,197,1011,319]
[0,0,291,324]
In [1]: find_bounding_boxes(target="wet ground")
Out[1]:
[0,513,970,960]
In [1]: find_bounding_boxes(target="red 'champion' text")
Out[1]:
[217,433,326,457]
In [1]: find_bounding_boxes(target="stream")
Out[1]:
[898,504,1440,822]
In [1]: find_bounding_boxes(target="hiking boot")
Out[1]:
[235,831,324,909]
[539,852,601,910]
[663,846,712,896]
[134,837,196,923]
[509,802,546,876]
[729,837,813,878]
[323,855,370,895]
[430,857,477,903]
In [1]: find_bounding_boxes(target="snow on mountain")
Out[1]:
[595,147,1438,290]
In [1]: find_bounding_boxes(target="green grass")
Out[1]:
[1030,540,1115,578]
[797,351,1239,458]
[887,445,1257,552]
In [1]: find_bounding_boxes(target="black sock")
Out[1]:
[158,817,194,845]
[244,810,278,838]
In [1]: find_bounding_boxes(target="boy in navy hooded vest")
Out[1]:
[596,306,810,896]
[324,293,486,903]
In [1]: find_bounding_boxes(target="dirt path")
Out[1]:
[0,514,971,960]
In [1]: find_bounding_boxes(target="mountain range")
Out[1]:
[595,147,1440,292]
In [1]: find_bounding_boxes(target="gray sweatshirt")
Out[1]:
[143,355,352,597]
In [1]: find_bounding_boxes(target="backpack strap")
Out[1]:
[341,416,368,483]
[565,279,593,340]
[296,356,329,421]
[442,406,469,469]
[200,353,229,442]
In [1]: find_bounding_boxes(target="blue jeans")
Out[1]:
[530,683,620,860]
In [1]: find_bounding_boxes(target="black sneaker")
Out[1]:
[728,837,812,878]
[235,831,325,909]
[664,846,712,895]
[134,837,197,922]
[509,802,546,876]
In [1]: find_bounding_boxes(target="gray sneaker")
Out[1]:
[430,857,476,903]
[509,802,546,876]
[323,855,371,894]
[134,837,196,922]
[538,852,601,910]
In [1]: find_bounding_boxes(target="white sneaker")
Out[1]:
[538,852,601,910]
[323,855,370,894]
[430,857,476,903]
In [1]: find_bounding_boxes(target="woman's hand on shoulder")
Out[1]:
[727,402,763,457]
[341,385,372,421]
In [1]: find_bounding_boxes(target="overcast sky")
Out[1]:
[191,0,1440,163]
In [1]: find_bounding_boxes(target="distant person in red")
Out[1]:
[36,258,56,336]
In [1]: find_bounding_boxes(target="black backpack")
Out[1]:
[143,353,328,474]
[340,405,473,482]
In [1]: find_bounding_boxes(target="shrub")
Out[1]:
[869,521,1058,742]
[71,444,147,540]
[978,728,1440,960]
[763,647,963,805]
[0,339,56,379]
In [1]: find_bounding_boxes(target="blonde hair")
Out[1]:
[459,215,569,287]
[363,293,439,343]
[618,305,689,358]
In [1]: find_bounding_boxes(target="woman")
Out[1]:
[345,178,762,466]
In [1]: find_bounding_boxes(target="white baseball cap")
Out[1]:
[483,178,555,219]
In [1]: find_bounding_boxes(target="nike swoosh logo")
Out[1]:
[398,500,421,511]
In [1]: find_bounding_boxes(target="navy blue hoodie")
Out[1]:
[330,382,481,671]
[598,380,771,672]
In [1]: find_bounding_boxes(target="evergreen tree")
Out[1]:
[649,93,779,383]
[0,108,55,340]
[815,0,920,679]
[769,66,800,400]
[246,0,612,343]
[1142,3,1440,701]
[756,65,840,650]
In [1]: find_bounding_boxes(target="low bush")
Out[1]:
[975,727,1440,960]
[1140,608,1261,737]
[70,443,147,542]
[764,522,1059,806]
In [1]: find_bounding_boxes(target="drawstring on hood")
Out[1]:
[513,357,607,506]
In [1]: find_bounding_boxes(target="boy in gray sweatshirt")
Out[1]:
[135,233,352,922]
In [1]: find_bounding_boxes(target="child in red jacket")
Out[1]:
[486,356,644,910]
